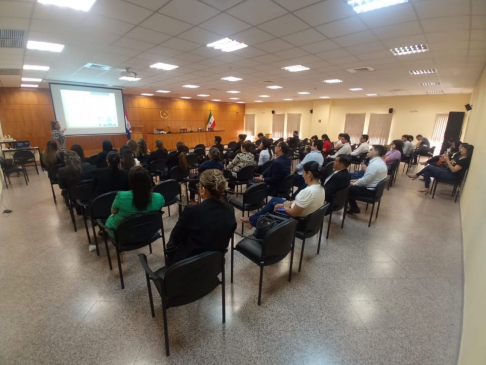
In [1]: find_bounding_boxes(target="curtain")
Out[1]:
[272,114,285,139]
[368,113,393,145]
[244,114,255,137]
[344,113,366,144]
[286,113,301,138]
[431,113,449,155]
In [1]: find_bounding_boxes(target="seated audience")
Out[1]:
[166,141,189,173]
[421,139,461,167]
[408,143,473,194]
[334,133,344,149]
[243,161,325,228]
[41,140,64,170]
[385,140,403,170]
[58,151,84,206]
[148,139,168,164]
[137,138,150,166]
[347,145,388,215]
[93,140,113,168]
[256,138,273,172]
[287,130,300,150]
[212,136,224,154]
[254,141,291,196]
[255,132,264,147]
[226,141,256,178]
[189,147,223,202]
[105,166,165,237]
[401,135,414,156]
[293,140,324,198]
[321,155,351,205]
[350,134,370,159]
[127,140,141,166]
[70,144,95,179]
[234,134,247,152]
[91,151,129,199]
[412,134,431,164]
[321,134,333,156]
[120,145,135,171]
[326,133,352,162]
[166,169,236,265]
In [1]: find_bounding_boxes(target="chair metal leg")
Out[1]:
[161,216,166,250]
[376,200,381,219]
[82,207,91,245]
[91,218,100,256]
[149,243,153,254]
[103,233,112,270]
[241,209,244,235]
[298,237,306,272]
[317,224,324,254]
[168,205,171,217]
[366,203,369,211]
[161,300,170,356]
[221,257,226,323]
[326,210,333,240]
[368,203,375,227]
[341,201,348,229]
[289,239,295,282]
[257,264,264,306]
[431,180,437,199]
[50,183,57,204]
[146,274,155,317]
[116,249,124,289]
[69,203,77,232]
[34,158,39,174]
[230,236,234,283]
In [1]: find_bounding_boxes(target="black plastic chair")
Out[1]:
[324,186,349,240]
[186,153,198,171]
[351,152,367,172]
[293,204,329,272]
[103,212,162,289]
[153,179,182,220]
[169,166,189,182]
[232,218,298,305]
[321,161,334,180]
[230,165,256,196]
[229,182,267,235]
[194,144,205,150]
[13,150,39,177]
[68,180,93,232]
[430,172,466,203]
[139,251,225,356]
[148,159,167,177]
[0,157,28,188]
[275,174,294,199]
[387,160,400,190]
[47,164,63,203]
[227,141,237,150]
[257,159,273,175]
[89,191,118,256]
[401,154,413,174]
[353,179,387,227]
[193,147,206,157]
[168,151,178,158]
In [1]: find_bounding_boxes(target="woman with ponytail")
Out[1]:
[91,151,130,198]
[166,141,189,172]
[242,161,326,228]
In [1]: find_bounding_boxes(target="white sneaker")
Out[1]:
[89,244,97,252]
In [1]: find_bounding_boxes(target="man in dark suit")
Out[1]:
[323,155,351,205]
[147,139,168,164]
[254,141,291,196]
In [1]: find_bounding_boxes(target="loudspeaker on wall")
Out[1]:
[465,104,472,111]
[389,108,393,113]
[310,109,313,114]
[272,110,275,114]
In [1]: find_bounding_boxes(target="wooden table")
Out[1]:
[147,130,224,150]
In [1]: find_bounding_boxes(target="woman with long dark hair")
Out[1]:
[166,141,189,172]
[120,145,136,171]
[321,134,332,156]
[58,151,84,206]
[70,144,95,179]
[137,138,150,165]
[91,151,129,199]
[41,140,64,170]
[384,140,403,170]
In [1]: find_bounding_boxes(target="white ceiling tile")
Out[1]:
[105,45,141,57]
[92,0,153,25]
[275,47,310,59]
[273,0,322,12]
[124,0,170,11]
[114,37,156,52]
[178,27,221,45]
[140,13,193,35]
[0,17,30,29]
[32,4,87,23]
[332,31,377,47]
[27,30,70,44]
[359,3,417,28]
[83,14,134,35]
[294,0,356,27]
[158,0,220,25]
[414,0,471,18]
[92,52,131,65]
[29,19,77,35]
[257,14,309,37]
[199,0,243,11]
[174,53,207,63]
[148,46,184,58]
[199,13,251,36]
[317,48,351,60]
[162,38,201,52]
[281,28,326,46]
[421,16,469,33]
[316,16,367,39]
[73,28,121,46]
[380,34,428,48]
[232,27,275,46]
[471,30,486,41]
[346,41,386,56]
[190,47,220,58]
[470,40,486,49]
[301,40,341,53]
[236,47,268,58]
[327,55,364,66]
[372,21,423,40]
[227,0,288,26]
[253,39,294,53]
[0,1,33,18]
[472,16,486,30]
[233,59,262,67]
[251,54,285,64]
[426,30,469,43]
[472,0,486,14]
[126,27,171,44]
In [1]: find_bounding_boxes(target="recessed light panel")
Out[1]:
[227,90,240,94]
[259,95,270,97]
[21,84,38,88]
[236,101,245,104]
[212,99,221,102]
[141,93,153,96]
[229,97,240,100]
[427,90,443,94]
[119,76,141,81]
[23,65,50,71]
[207,38,248,52]
[27,40,64,52]
[283,98,293,101]
[421,82,440,86]
[266,85,283,89]
[323,79,342,84]
[197,94,210,97]
[349,88,364,91]
[320,96,330,99]
[282,65,310,72]
[409,69,437,75]
[183,85,199,88]
[390,44,428,56]
[180,96,192,99]
[366,93,379,96]
[21,78,42,82]
[156,90,170,93]
[348,0,408,14]
[150,62,179,70]
[37,0,97,12]
[221,76,242,82]
[254,100,263,103]
[297,91,310,95]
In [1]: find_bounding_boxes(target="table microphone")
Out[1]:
[190,125,193,132]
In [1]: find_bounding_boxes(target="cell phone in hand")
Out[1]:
[276,207,285,212]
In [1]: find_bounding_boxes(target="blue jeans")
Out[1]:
[249,197,287,227]
[417,165,459,188]
[349,170,365,180]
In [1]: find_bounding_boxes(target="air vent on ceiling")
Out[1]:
[347,66,375,73]
[83,63,111,71]
[0,29,26,48]
[0,68,21,76]
[263,80,275,83]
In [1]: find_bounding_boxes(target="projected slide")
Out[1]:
[50,84,126,136]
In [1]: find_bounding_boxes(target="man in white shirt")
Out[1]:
[347,145,388,214]
[324,133,352,164]
[292,140,324,198]
[351,134,370,157]
[401,135,414,156]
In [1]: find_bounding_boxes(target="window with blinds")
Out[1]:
[368,113,393,145]
[430,113,449,155]
[344,113,366,144]
[272,114,285,139]
[286,113,301,138]
[244,114,255,137]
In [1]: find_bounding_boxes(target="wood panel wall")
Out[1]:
[0,88,245,155]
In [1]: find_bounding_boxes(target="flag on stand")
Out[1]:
[125,110,131,140]
[206,111,215,130]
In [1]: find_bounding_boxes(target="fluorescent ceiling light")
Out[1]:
[348,0,408,14]
[254,100,263,103]
[141,93,153,96]
[267,85,283,89]
[421,82,440,86]
[180,96,192,99]
[156,90,170,93]
[319,96,330,99]
[197,94,210,97]
[119,76,141,81]
[236,101,245,104]
[349,88,364,91]
[390,44,428,56]
[259,95,270,97]
[212,99,221,102]
[21,78,42,82]
[323,79,342,84]
[21,84,39,88]
[183,84,199,88]
[27,40,64,53]
[229,97,240,100]
[150,62,179,70]
[227,90,240,94]
[366,93,379,96]
[409,69,437,75]
[207,38,248,52]
[23,65,50,71]
[37,0,97,12]
[283,98,293,101]
[427,90,443,94]
[282,65,310,72]
[297,91,310,95]
[221,76,242,82]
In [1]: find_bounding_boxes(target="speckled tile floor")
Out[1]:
[0,165,463,365]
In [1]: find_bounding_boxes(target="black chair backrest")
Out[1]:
[332,186,349,211]
[186,153,198,167]
[91,191,118,219]
[322,161,334,179]
[69,180,93,201]
[373,179,387,200]
[148,159,167,174]
[88,154,98,165]
[47,164,63,182]
[235,165,256,181]
[276,174,294,197]
[13,150,35,161]
[0,157,8,170]
[262,219,298,262]
[170,166,189,181]
[358,152,367,162]
[388,160,400,175]
[153,179,180,204]
[299,203,329,238]
[260,160,273,173]
[243,182,267,206]
[194,148,205,157]
[115,212,162,250]
[194,144,205,150]
[302,138,308,145]
[168,150,178,157]
[228,141,237,150]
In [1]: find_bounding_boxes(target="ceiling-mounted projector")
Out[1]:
[119,68,140,82]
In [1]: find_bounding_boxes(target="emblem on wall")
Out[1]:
[160,110,169,119]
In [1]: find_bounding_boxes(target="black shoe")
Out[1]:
[347,208,360,215]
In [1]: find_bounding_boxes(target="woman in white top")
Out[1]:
[256,138,273,172]
[243,161,325,228]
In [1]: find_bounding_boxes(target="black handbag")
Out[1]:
[254,214,279,239]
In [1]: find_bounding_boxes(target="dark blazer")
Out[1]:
[58,168,82,190]
[198,159,223,173]
[91,167,129,198]
[137,154,150,166]
[262,154,291,196]
[81,162,96,180]
[324,169,350,203]
[212,143,224,154]
[148,148,168,164]
[167,199,237,265]
[166,151,181,171]
[93,151,110,168]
